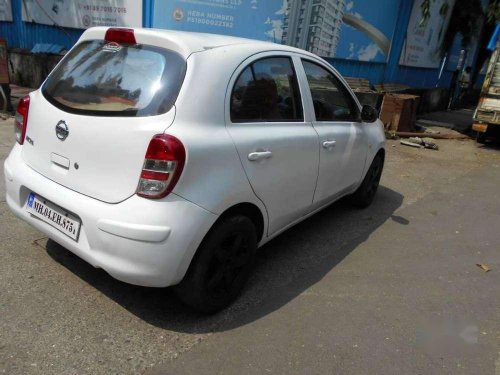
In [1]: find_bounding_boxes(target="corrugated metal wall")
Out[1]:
[0,0,83,50]
[326,59,386,86]
[0,0,462,89]
[0,0,156,50]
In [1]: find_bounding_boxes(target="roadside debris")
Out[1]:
[400,140,423,149]
[415,124,441,134]
[396,131,469,140]
[400,137,439,150]
[386,129,468,142]
[476,264,491,273]
[409,137,439,150]
[385,131,399,140]
[423,128,441,135]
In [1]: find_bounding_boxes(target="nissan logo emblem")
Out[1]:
[55,120,69,141]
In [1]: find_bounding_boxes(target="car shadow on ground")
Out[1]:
[45,185,404,334]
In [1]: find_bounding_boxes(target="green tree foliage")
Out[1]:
[487,0,500,23]
[420,0,500,76]
[421,0,487,51]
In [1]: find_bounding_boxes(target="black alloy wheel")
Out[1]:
[350,154,384,208]
[173,215,257,313]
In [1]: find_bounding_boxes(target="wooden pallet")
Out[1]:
[375,83,411,93]
[344,77,373,92]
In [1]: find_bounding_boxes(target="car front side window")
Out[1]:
[230,57,303,123]
[302,60,358,122]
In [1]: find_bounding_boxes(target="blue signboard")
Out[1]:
[336,0,400,62]
[152,0,400,62]
[153,0,286,42]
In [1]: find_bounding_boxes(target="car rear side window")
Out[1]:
[231,57,303,123]
[302,60,358,122]
[42,40,186,117]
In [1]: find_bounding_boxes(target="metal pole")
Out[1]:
[0,85,6,112]
[437,54,447,88]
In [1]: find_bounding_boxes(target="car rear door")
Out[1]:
[298,58,367,206]
[226,54,319,236]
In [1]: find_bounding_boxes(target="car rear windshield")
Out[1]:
[42,40,186,117]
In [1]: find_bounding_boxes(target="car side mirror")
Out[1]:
[361,105,378,123]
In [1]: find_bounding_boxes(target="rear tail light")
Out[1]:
[14,95,30,145]
[105,28,136,44]
[137,134,186,199]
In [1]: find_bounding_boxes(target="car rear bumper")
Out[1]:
[4,144,217,287]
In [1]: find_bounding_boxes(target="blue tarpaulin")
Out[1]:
[487,24,500,51]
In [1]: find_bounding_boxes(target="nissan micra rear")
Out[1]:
[4,27,385,313]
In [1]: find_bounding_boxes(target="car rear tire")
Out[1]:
[173,215,257,313]
[350,154,384,208]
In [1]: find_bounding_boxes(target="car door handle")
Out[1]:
[322,140,337,149]
[248,151,273,161]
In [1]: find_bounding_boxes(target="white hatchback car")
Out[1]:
[4,27,385,312]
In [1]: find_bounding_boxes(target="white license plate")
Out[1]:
[26,193,81,241]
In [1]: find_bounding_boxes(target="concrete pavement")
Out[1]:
[148,161,500,375]
[0,116,499,374]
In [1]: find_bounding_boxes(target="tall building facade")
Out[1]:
[282,0,346,57]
